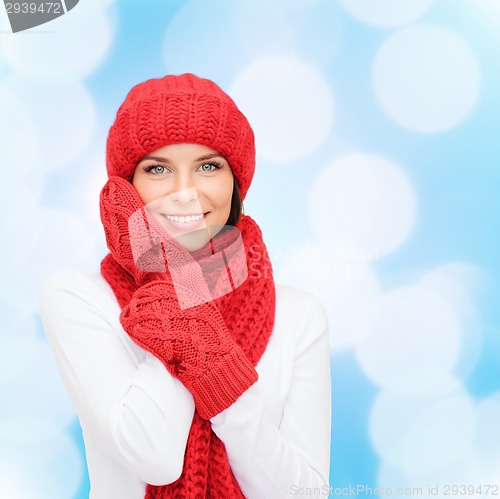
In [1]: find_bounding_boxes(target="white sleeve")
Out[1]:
[39,270,195,486]
[210,294,331,498]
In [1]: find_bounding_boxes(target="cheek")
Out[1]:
[206,176,233,210]
[132,177,162,206]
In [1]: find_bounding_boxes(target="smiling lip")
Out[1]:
[165,213,204,217]
[161,212,208,232]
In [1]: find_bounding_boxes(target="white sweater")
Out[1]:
[40,270,331,498]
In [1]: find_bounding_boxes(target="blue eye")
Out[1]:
[199,162,223,172]
[145,165,166,174]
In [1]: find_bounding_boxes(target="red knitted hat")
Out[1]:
[106,73,256,200]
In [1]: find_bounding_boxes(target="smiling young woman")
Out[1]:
[40,73,331,499]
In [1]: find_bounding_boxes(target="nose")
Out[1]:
[170,172,198,204]
[170,186,198,203]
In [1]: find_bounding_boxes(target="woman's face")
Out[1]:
[132,143,234,252]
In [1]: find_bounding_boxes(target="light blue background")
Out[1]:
[0,0,499,497]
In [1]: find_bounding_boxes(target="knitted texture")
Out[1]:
[120,280,259,419]
[106,73,255,200]
[100,177,276,497]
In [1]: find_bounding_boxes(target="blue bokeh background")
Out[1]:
[1,0,499,497]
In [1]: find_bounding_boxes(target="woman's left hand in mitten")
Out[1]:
[120,280,258,420]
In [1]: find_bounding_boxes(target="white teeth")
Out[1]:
[165,214,203,223]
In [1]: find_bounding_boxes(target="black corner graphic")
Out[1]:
[64,0,79,12]
[4,0,80,33]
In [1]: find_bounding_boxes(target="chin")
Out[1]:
[174,230,211,253]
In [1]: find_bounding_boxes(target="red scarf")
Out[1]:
[99,177,276,497]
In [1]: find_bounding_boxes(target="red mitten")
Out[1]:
[120,280,258,419]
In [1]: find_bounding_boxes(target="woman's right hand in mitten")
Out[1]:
[120,280,258,420]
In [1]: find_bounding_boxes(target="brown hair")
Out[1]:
[226,178,243,226]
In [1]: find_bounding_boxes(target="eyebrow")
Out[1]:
[139,152,224,164]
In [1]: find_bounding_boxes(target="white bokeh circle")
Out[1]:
[419,262,487,316]
[74,153,109,245]
[376,464,409,496]
[474,393,500,473]
[0,457,33,499]
[33,207,101,271]
[370,372,475,474]
[419,262,485,379]
[230,55,334,162]
[0,0,114,80]
[378,455,489,498]
[0,183,43,272]
[0,337,38,385]
[234,0,343,68]
[0,87,44,207]
[0,298,39,385]
[0,420,83,499]
[2,208,100,312]
[2,77,96,171]
[0,339,76,430]
[338,0,434,28]
[162,0,240,82]
[275,242,380,351]
[0,87,40,180]
[235,0,296,59]
[373,25,480,132]
[354,284,462,386]
[308,153,417,257]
